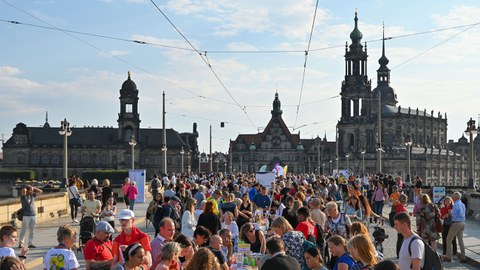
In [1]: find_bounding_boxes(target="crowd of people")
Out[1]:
[0,171,468,270]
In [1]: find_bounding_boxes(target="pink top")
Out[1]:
[373,188,387,202]
[127,185,138,200]
[122,183,131,196]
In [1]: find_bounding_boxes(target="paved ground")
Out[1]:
[16,197,480,269]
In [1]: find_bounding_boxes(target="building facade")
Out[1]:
[336,13,476,186]
[2,72,199,179]
[229,93,336,174]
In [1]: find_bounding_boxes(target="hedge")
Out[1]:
[0,170,36,181]
[81,170,129,185]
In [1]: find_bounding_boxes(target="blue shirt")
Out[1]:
[452,199,466,222]
[248,187,257,200]
[252,193,271,209]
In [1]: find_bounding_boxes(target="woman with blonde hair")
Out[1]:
[417,193,441,250]
[152,242,181,270]
[440,196,457,256]
[349,221,369,236]
[327,235,354,270]
[271,216,306,267]
[181,198,197,240]
[127,181,138,211]
[183,247,220,270]
[285,200,301,228]
[101,178,113,208]
[122,177,131,208]
[43,224,79,270]
[347,234,378,270]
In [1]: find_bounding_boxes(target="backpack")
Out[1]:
[150,179,160,192]
[408,236,443,270]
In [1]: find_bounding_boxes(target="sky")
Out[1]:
[1,0,480,153]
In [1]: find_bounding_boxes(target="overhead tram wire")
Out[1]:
[149,0,258,130]
[392,22,479,70]
[1,15,479,55]
[0,1,244,110]
[293,0,320,129]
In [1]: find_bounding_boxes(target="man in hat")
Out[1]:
[112,209,152,267]
[84,221,115,270]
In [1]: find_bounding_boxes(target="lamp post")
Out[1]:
[128,135,137,170]
[58,118,72,182]
[162,144,168,174]
[180,147,185,174]
[360,149,366,175]
[216,160,219,173]
[376,144,383,173]
[329,160,332,175]
[405,135,413,182]
[465,118,477,188]
[198,154,201,173]
[345,153,350,173]
[224,162,227,174]
[335,157,339,175]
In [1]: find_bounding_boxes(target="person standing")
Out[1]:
[393,212,424,270]
[112,209,151,268]
[82,190,102,218]
[43,224,80,270]
[150,175,162,198]
[443,192,466,263]
[18,185,42,248]
[122,177,131,209]
[83,221,115,270]
[127,181,139,211]
[0,225,28,263]
[67,179,81,223]
[440,196,457,256]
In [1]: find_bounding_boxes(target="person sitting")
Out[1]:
[239,222,266,254]
[183,248,220,270]
[192,226,211,250]
[209,235,228,270]
[304,247,328,270]
[261,236,300,270]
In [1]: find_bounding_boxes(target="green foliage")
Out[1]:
[0,170,36,180]
[81,170,129,185]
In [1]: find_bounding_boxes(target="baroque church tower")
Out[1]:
[117,71,140,142]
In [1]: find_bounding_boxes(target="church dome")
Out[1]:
[120,71,138,97]
[350,12,363,44]
[372,85,398,106]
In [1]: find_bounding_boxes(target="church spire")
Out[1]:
[377,23,391,86]
[350,11,363,44]
[271,91,282,117]
[43,109,50,128]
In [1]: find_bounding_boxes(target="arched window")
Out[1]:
[41,153,49,165]
[81,153,89,165]
[51,154,61,165]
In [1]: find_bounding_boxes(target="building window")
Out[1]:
[71,154,79,165]
[91,153,97,165]
[81,153,89,165]
[126,103,133,113]
[99,153,108,165]
[31,153,39,165]
[51,154,61,165]
[17,153,26,164]
[41,153,49,165]
[112,155,117,165]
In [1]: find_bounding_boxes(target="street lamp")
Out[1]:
[335,156,339,175]
[216,159,219,173]
[465,118,478,188]
[224,162,227,174]
[345,153,350,173]
[162,144,168,174]
[405,135,413,182]
[360,149,366,175]
[329,160,333,175]
[376,144,384,173]
[58,118,72,182]
[128,135,137,170]
[198,153,201,173]
[180,147,185,174]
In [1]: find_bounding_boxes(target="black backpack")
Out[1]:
[408,235,443,270]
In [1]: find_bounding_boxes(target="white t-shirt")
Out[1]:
[67,186,80,200]
[398,234,424,270]
[0,247,16,258]
[44,248,80,270]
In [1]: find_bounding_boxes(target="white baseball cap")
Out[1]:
[117,209,135,220]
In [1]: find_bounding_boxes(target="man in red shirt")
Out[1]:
[112,209,152,268]
[83,221,115,270]
[295,207,317,240]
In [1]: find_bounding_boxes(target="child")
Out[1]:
[0,225,28,262]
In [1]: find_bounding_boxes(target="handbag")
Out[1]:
[16,208,24,221]
[17,195,34,221]
[68,187,82,207]
[434,206,443,233]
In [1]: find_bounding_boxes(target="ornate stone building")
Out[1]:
[336,13,475,186]
[2,73,199,179]
[229,93,335,174]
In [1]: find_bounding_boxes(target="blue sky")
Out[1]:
[1,0,480,153]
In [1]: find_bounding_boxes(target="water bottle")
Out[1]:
[243,254,249,266]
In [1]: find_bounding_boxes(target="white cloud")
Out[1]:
[0,66,22,76]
